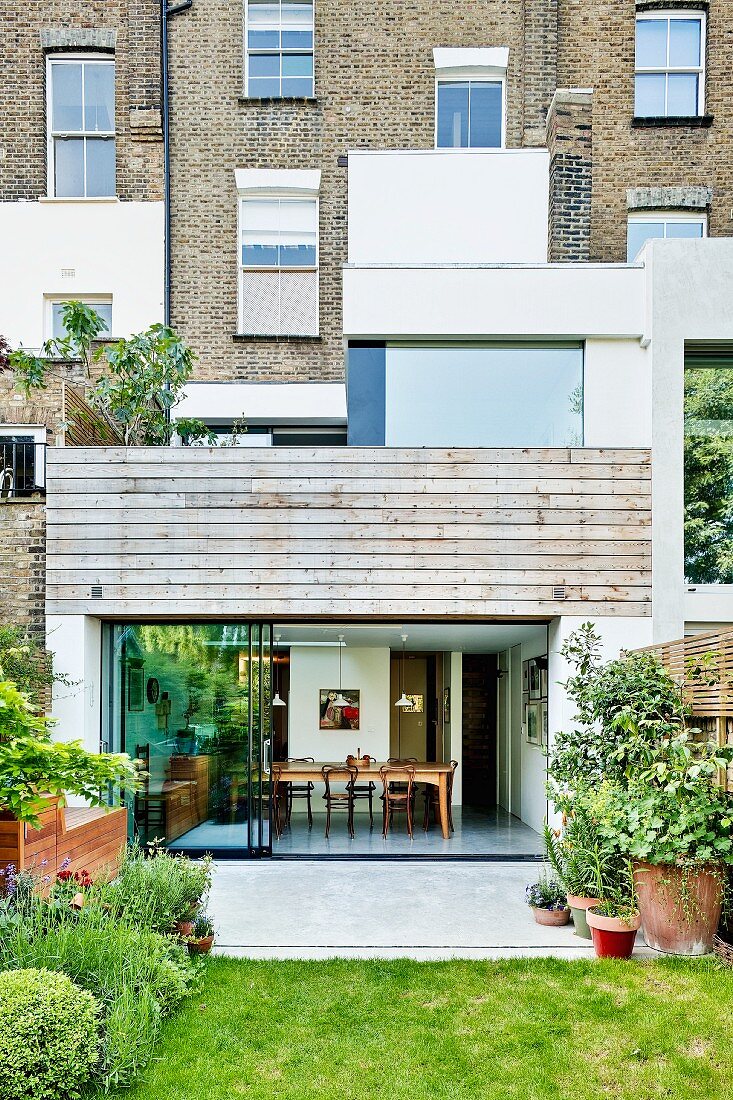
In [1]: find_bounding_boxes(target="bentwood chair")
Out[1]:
[386,757,419,802]
[271,765,285,839]
[133,743,165,838]
[284,757,315,827]
[322,765,358,839]
[380,764,416,838]
[423,760,459,832]
[350,768,377,826]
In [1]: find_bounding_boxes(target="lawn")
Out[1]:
[127,956,733,1100]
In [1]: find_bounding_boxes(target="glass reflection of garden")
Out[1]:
[109,624,271,850]
[684,362,733,584]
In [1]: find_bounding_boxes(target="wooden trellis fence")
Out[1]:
[634,628,733,791]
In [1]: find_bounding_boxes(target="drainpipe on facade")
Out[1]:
[162,0,193,425]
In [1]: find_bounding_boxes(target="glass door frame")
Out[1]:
[102,619,274,860]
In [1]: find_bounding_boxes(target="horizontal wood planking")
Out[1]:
[46,446,652,618]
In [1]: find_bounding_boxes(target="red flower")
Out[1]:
[56,869,74,882]
[342,706,358,721]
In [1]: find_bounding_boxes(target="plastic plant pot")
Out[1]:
[586,907,642,960]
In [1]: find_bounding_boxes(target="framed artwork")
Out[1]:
[403,694,424,713]
[528,659,542,700]
[540,701,548,744]
[525,700,541,745]
[319,689,360,730]
[522,661,529,693]
[540,665,548,699]
[442,687,450,724]
[146,677,160,704]
[127,661,144,712]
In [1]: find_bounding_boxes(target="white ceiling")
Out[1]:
[274,622,548,654]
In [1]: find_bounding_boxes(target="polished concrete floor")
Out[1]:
[208,860,658,959]
[273,805,544,858]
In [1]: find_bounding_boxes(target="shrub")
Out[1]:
[0,902,197,1089]
[104,840,213,931]
[0,968,100,1100]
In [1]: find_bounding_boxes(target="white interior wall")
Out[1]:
[448,652,463,805]
[518,627,550,833]
[287,646,391,764]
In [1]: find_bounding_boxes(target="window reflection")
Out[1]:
[684,359,733,583]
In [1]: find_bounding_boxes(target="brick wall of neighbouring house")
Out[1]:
[558,0,733,262]
[547,89,592,263]
[0,500,46,637]
[0,0,163,202]
[167,0,560,383]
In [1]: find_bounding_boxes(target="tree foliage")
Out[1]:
[684,364,733,583]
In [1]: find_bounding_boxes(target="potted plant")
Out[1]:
[188,911,215,955]
[525,876,570,926]
[587,900,642,960]
[544,820,600,940]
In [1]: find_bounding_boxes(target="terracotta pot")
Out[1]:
[587,907,642,960]
[634,861,724,955]
[567,895,601,940]
[531,906,570,927]
[188,934,214,955]
[175,919,195,938]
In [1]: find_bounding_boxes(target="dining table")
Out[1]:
[274,760,456,839]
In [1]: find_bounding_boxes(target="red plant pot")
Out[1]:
[587,908,642,960]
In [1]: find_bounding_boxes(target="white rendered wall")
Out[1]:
[343,264,645,341]
[46,614,102,806]
[584,338,651,447]
[347,149,549,265]
[287,646,391,767]
[0,200,164,348]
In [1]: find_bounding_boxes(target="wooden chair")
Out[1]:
[271,765,285,839]
[283,757,315,827]
[380,764,415,838]
[321,765,357,839]
[133,743,165,837]
[350,766,376,826]
[423,760,459,832]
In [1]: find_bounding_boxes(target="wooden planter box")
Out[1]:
[0,796,127,880]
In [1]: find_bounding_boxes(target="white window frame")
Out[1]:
[244,0,315,98]
[44,295,113,340]
[46,53,116,198]
[626,210,707,260]
[634,9,706,117]
[0,425,47,489]
[432,52,509,150]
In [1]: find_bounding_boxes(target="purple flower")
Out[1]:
[59,856,71,871]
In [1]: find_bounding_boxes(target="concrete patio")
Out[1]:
[209,860,658,960]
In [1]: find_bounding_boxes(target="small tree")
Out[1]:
[0,626,73,707]
[9,302,215,446]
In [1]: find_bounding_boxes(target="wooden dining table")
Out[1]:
[274,760,456,839]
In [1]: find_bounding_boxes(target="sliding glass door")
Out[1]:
[104,622,272,857]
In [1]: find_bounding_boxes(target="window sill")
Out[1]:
[38,196,120,203]
[238,95,318,105]
[632,114,713,129]
[232,332,321,343]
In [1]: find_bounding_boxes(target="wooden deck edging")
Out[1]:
[0,798,127,880]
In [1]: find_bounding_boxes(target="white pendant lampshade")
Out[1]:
[272,692,287,707]
[394,692,411,708]
[272,634,287,708]
[394,633,410,707]
[334,634,348,707]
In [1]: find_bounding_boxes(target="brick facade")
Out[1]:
[0,0,163,202]
[558,0,733,262]
[167,0,560,383]
[0,499,46,638]
[547,89,593,263]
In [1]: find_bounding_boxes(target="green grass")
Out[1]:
[126,957,733,1100]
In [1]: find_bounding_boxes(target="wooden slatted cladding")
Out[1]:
[633,629,733,790]
[45,446,652,618]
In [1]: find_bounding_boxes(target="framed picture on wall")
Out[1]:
[319,689,360,730]
[442,687,450,724]
[540,664,548,699]
[525,700,541,745]
[539,701,548,745]
[522,661,530,693]
[127,660,145,713]
[528,659,542,700]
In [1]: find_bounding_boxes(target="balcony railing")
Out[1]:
[0,440,46,499]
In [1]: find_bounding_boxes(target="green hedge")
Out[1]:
[0,968,100,1100]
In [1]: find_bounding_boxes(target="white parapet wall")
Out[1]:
[0,200,164,349]
[347,149,549,266]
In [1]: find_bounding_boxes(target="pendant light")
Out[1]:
[272,633,286,707]
[394,633,411,708]
[333,634,349,709]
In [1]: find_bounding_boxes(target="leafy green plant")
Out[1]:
[0,626,74,705]
[0,677,137,826]
[0,968,100,1100]
[9,301,215,446]
[104,840,213,931]
[192,909,215,938]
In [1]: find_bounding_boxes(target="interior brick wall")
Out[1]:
[0,0,163,202]
[558,0,733,262]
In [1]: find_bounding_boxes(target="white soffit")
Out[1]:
[234,168,321,196]
[176,382,346,425]
[433,47,509,77]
